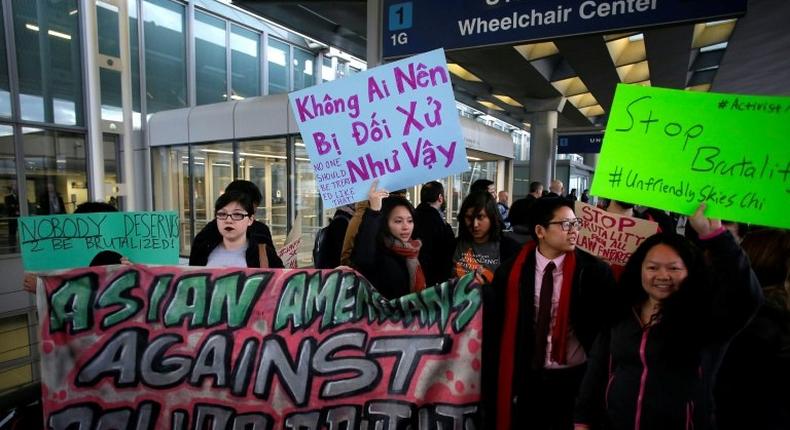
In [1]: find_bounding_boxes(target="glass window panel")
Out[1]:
[103,134,121,209]
[195,11,226,105]
[0,7,11,118]
[181,143,233,247]
[100,68,122,121]
[0,314,30,362]
[267,38,289,94]
[238,138,287,245]
[0,363,32,393]
[13,0,83,125]
[129,0,141,119]
[152,145,191,255]
[230,25,259,99]
[22,128,88,215]
[143,0,186,113]
[0,125,18,254]
[97,1,120,57]
[294,138,320,266]
[292,47,315,91]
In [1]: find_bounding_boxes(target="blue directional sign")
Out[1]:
[557,132,604,154]
[382,0,747,59]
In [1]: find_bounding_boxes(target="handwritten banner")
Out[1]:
[590,84,790,229]
[277,214,303,268]
[289,49,470,208]
[36,265,482,429]
[20,211,180,271]
[575,201,658,266]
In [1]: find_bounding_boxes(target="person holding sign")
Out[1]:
[351,180,425,300]
[482,197,616,429]
[189,191,268,268]
[573,204,762,430]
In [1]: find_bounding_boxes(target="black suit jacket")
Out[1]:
[413,202,456,287]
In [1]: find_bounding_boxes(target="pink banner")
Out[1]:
[36,265,482,429]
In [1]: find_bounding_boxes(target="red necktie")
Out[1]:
[533,261,556,369]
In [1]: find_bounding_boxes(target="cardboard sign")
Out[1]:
[575,201,658,266]
[590,84,790,229]
[36,265,482,429]
[289,49,469,208]
[277,213,303,269]
[19,211,180,271]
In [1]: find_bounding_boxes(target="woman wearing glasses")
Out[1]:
[189,191,267,268]
[453,191,519,285]
[573,204,762,430]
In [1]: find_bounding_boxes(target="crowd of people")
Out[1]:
[19,176,789,429]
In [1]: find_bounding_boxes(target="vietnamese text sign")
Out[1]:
[20,211,180,271]
[383,0,746,58]
[37,265,482,429]
[590,84,790,229]
[575,201,658,265]
[289,49,469,208]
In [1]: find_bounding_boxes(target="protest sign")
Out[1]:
[277,213,303,268]
[36,265,482,429]
[590,84,790,229]
[289,48,469,208]
[20,211,180,271]
[575,201,658,266]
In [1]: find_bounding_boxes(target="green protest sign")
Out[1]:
[20,211,180,271]
[591,84,790,229]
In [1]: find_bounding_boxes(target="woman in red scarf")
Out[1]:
[351,180,426,299]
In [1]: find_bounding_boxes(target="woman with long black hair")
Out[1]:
[574,204,762,430]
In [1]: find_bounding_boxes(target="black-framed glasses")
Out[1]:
[216,212,249,221]
[546,218,582,231]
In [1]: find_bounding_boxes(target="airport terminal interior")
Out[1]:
[0,0,788,416]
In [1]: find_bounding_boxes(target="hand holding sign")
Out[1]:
[368,179,390,211]
[687,203,723,238]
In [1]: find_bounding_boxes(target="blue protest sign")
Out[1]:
[289,48,469,208]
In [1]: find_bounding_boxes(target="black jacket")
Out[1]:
[574,232,763,430]
[189,220,283,268]
[413,202,456,287]
[351,208,411,300]
[481,246,617,428]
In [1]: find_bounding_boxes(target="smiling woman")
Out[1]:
[574,204,763,430]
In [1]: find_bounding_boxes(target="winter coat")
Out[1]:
[189,220,283,268]
[480,245,616,428]
[574,232,763,430]
[350,208,411,300]
[413,202,456,287]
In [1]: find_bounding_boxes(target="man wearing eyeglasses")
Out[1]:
[481,197,616,429]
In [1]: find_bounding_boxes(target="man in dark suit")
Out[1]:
[38,183,65,214]
[413,181,456,287]
[482,197,616,429]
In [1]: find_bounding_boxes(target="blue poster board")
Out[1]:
[289,49,469,208]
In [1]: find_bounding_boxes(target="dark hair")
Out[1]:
[529,181,544,193]
[225,180,262,206]
[420,181,444,204]
[741,228,790,287]
[457,191,501,243]
[470,179,494,194]
[527,197,574,237]
[377,196,415,243]
[74,202,118,213]
[618,233,710,359]
[507,197,531,227]
[608,200,635,210]
[89,250,123,266]
[215,191,254,216]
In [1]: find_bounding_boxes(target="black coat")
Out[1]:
[575,232,763,430]
[351,208,411,300]
[481,246,617,428]
[189,220,283,268]
[413,202,456,287]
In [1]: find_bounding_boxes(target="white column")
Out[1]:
[81,0,104,202]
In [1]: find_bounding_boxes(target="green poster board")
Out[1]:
[591,84,790,229]
[19,211,180,271]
